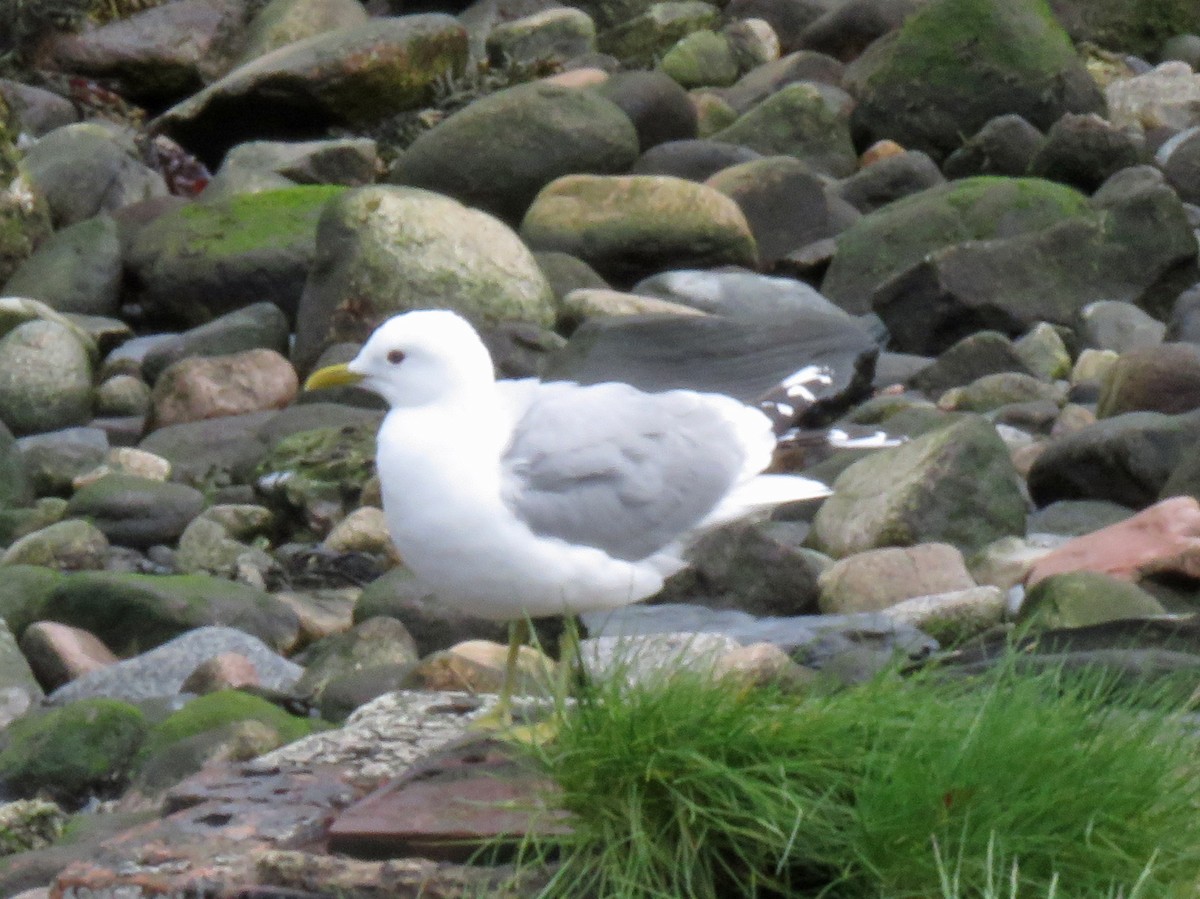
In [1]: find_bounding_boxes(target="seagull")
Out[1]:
[304,309,832,722]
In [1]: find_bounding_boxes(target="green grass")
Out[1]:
[508,658,1200,898]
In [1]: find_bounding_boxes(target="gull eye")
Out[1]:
[386,349,406,365]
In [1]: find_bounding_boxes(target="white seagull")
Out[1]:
[305,309,831,720]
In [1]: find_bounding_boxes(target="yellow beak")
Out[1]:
[304,363,365,391]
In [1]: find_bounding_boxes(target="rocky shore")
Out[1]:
[1,0,1200,895]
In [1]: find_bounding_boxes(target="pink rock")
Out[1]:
[180,652,260,694]
[19,621,118,690]
[1025,495,1200,586]
[542,67,608,89]
[149,348,298,429]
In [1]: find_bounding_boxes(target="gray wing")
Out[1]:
[500,381,749,561]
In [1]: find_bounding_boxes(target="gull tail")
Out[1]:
[698,473,831,531]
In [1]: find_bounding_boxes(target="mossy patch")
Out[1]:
[0,699,147,804]
[169,186,346,258]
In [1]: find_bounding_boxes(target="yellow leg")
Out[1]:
[495,618,530,728]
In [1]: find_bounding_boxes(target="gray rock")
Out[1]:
[942,113,1045,179]
[46,626,303,705]
[940,372,1067,414]
[292,185,554,373]
[1020,570,1166,630]
[1027,113,1145,193]
[485,7,596,66]
[65,473,205,548]
[1097,343,1200,417]
[202,137,380,201]
[235,0,370,65]
[631,139,761,181]
[709,50,844,114]
[812,415,1028,556]
[597,1,721,68]
[95,375,152,418]
[0,80,78,137]
[834,150,944,214]
[798,0,925,60]
[909,331,1034,395]
[1080,300,1166,353]
[391,81,639,222]
[1,215,121,316]
[1161,126,1200,205]
[0,519,108,570]
[16,427,109,496]
[1026,499,1134,537]
[595,70,698,152]
[18,124,167,227]
[817,543,976,614]
[535,251,609,303]
[0,420,33,510]
[723,0,835,52]
[293,617,419,703]
[0,320,94,436]
[0,619,43,728]
[1166,282,1200,343]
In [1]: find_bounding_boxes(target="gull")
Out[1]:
[305,309,832,722]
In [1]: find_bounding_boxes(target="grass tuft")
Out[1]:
[510,657,1200,898]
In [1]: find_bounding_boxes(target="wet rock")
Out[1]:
[1021,570,1166,629]
[1028,409,1200,508]
[707,155,859,266]
[486,7,596,66]
[125,186,342,328]
[711,82,856,177]
[632,139,762,181]
[520,173,756,283]
[155,15,470,166]
[45,0,252,105]
[392,82,638,223]
[812,416,1028,556]
[65,473,204,548]
[18,124,167,227]
[19,621,118,691]
[1,215,121,317]
[293,185,554,373]
[817,542,976,613]
[0,319,93,436]
[0,519,108,571]
[149,348,298,429]
[595,70,698,151]
[597,1,720,68]
[0,698,146,804]
[47,625,303,705]
[847,0,1104,161]
[942,114,1045,179]
[43,574,301,658]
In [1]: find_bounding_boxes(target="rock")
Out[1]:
[45,0,251,105]
[321,507,395,557]
[1070,348,1119,390]
[294,617,419,702]
[939,373,1067,414]
[1051,2,1200,61]
[632,139,762,181]
[1027,113,1145,193]
[148,349,298,430]
[710,82,856,177]
[154,15,470,166]
[519,174,756,282]
[354,568,509,657]
[202,138,380,201]
[0,566,63,640]
[141,303,290,385]
[485,7,596,66]
[823,177,1092,317]
[1028,409,1200,508]
[15,427,105,498]
[660,30,740,88]
[391,82,638,223]
[798,0,926,60]
[707,155,859,266]
[595,70,698,152]
[560,287,704,329]
[125,186,342,328]
[597,1,721,68]
[179,652,261,694]
[1079,299,1166,353]
[1097,343,1200,417]
[292,185,554,373]
[1,215,121,317]
[1159,127,1200,205]
[834,150,944,214]
[847,0,1104,162]
[723,19,780,70]
[909,331,1035,395]
[942,114,1045,179]
[1166,282,1200,342]
[0,519,108,571]
[1021,570,1166,630]
[882,585,1006,643]
[48,624,302,710]
[19,621,117,691]
[1027,499,1134,537]
[0,799,66,855]
[710,50,844,114]
[18,124,167,227]
[712,640,815,688]
[0,698,147,804]
[0,617,43,727]
[723,0,833,52]
[1161,34,1200,69]
[174,517,269,579]
[95,375,151,418]
[42,574,301,657]
[812,416,1028,556]
[1025,495,1200,587]
[0,80,78,137]
[235,0,370,65]
[0,319,93,436]
[65,473,204,549]
[817,543,977,613]
[1106,62,1200,132]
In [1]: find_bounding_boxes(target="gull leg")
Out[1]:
[496,617,530,728]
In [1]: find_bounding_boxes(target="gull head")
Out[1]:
[304,309,496,408]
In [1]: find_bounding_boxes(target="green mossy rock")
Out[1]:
[43,572,300,655]
[0,319,94,436]
[598,1,721,67]
[0,699,147,804]
[125,186,345,328]
[0,565,63,639]
[822,176,1092,314]
[1021,570,1167,629]
[1049,0,1200,58]
[812,416,1028,557]
[659,30,740,89]
[849,0,1104,161]
[65,473,206,549]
